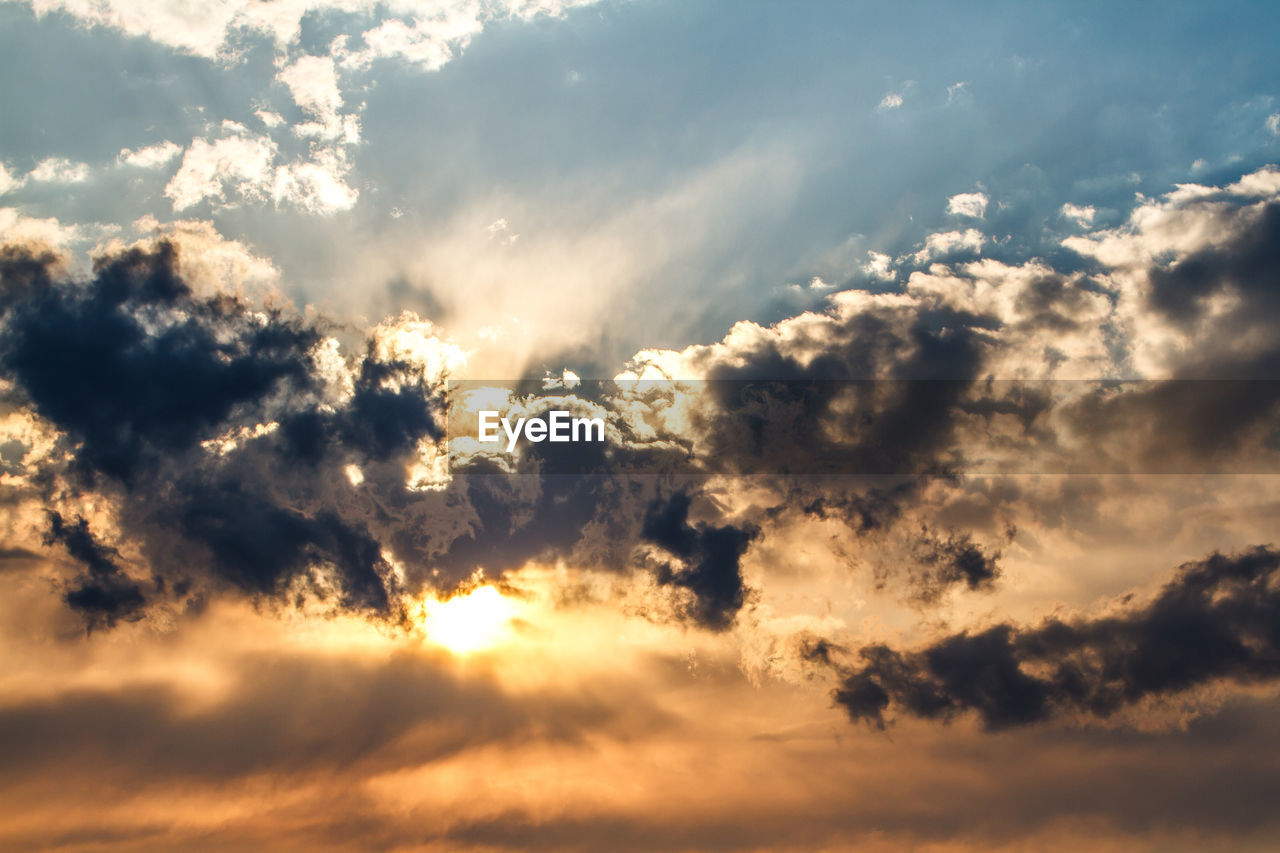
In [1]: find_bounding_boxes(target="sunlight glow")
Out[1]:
[415,585,517,654]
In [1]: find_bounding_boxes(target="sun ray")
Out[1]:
[413,585,518,654]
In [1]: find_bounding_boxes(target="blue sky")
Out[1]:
[2,0,1278,372]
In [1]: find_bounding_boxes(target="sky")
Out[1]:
[2,1,1280,850]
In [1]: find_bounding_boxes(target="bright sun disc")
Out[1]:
[416,585,516,654]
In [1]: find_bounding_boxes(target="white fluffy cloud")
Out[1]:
[946,191,988,218]
[19,0,608,64]
[911,228,985,263]
[0,207,82,247]
[16,0,608,214]
[164,125,278,210]
[1060,203,1095,226]
[118,140,184,169]
[863,250,895,282]
[28,157,90,183]
[0,163,22,195]
[877,92,903,110]
[277,55,356,142]
[121,215,282,294]
[272,152,360,214]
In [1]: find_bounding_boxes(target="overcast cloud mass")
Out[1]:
[3,1,1280,850]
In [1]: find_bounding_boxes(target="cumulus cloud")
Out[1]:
[1064,164,1280,377]
[0,242,450,621]
[0,207,82,247]
[45,511,146,630]
[946,191,988,219]
[1060,202,1095,226]
[641,491,758,630]
[911,227,985,263]
[118,140,183,169]
[0,163,22,195]
[164,126,277,210]
[164,123,357,213]
[277,54,359,143]
[14,0,606,215]
[863,250,895,281]
[28,157,89,183]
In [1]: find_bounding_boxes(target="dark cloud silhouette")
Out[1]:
[279,355,442,465]
[797,481,920,532]
[910,528,1002,601]
[0,243,319,484]
[0,243,440,625]
[642,492,758,630]
[168,480,396,612]
[699,307,992,477]
[832,546,1280,729]
[44,512,146,629]
[1147,201,1280,331]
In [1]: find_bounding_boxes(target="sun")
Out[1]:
[414,585,518,654]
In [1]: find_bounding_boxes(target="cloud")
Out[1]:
[1267,113,1279,135]
[0,208,82,248]
[18,0,609,64]
[0,163,23,195]
[863,250,895,282]
[118,140,183,169]
[641,491,758,630]
[877,92,903,110]
[272,151,360,214]
[1060,202,1095,226]
[164,126,277,210]
[911,228,985,263]
[277,54,358,144]
[163,123,357,214]
[947,191,988,219]
[1064,165,1280,377]
[830,546,1280,730]
[332,8,488,72]
[28,157,90,183]
[44,511,146,630]
[6,166,1280,653]
[0,241,450,621]
[14,1,607,217]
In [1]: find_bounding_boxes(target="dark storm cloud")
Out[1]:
[0,242,319,484]
[168,481,395,611]
[0,243,443,624]
[830,546,1280,730]
[787,476,931,532]
[1147,201,1280,335]
[44,511,146,629]
[909,528,1002,601]
[279,354,442,465]
[698,305,993,477]
[642,491,758,630]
